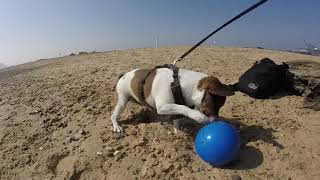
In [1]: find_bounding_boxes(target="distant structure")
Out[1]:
[155,35,158,48]
[289,40,320,56]
[0,63,7,69]
[304,40,320,56]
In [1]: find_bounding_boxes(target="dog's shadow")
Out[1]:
[121,108,169,125]
[121,110,283,170]
[121,108,203,136]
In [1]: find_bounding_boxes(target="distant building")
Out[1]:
[304,40,320,56]
[0,63,7,69]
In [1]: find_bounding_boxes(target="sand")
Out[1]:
[0,46,320,180]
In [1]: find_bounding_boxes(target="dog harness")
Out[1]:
[139,64,185,108]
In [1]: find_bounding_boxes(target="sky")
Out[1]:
[0,0,319,66]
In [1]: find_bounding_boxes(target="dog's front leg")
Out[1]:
[173,119,181,134]
[156,104,209,124]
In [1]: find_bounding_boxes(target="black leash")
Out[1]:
[172,0,269,65]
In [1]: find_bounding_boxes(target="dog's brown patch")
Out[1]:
[197,76,234,119]
[201,91,226,118]
[131,69,157,103]
[197,76,234,97]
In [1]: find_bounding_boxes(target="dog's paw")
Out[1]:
[189,111,209,124]
[113,124,123,133]
[174,127,181,134]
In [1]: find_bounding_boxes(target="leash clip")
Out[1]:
[172,57,182,65]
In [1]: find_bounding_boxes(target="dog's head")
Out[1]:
[197,76,235,120]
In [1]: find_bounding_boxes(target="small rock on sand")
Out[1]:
[231,175,241,180]
[161,162,173,172]
[105,146,114,152]
[126,128,138,135]
[73,133,82,141]
[64,137,72,144]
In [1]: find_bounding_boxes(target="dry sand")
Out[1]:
[0,46,320,180]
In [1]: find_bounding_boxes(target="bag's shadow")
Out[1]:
[121,110,283,170]
[268,88,300,100]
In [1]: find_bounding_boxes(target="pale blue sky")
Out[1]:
[1,0,319,66]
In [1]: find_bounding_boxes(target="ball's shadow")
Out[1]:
[225,146,263,170]
[221,117,284,170]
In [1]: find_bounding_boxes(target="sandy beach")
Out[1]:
[0,46,320,180]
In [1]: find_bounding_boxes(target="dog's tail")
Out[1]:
[112,73,124,91]
[118,73,125,80]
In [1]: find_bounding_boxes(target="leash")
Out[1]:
[172,0,269,65]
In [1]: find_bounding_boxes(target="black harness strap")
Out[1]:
[139,64,185,108]
[158,64,185,105]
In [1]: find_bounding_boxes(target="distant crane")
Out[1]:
[155,35,158,48]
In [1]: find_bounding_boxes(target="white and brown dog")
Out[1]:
[111,67,235,133]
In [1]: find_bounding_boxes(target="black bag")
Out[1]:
[235,58,289,99]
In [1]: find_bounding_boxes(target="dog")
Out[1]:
[111,67,235,133]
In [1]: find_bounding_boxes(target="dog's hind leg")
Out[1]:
[111,90,129,133]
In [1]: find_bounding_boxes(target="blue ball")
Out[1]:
[195,121,240,166]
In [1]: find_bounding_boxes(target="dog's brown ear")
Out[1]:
[198,76,235,96]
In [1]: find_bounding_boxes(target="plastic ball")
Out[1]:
[195,121,240,166]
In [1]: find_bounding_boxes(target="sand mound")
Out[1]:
[0,46,320,180]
